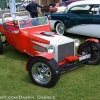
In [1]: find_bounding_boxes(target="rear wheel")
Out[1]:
[78,41,100,65]
[28,57,60,87]
[56,23,65,35]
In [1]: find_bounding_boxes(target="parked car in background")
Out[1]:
[41,0,81,13]
[56,0,81,12]
[41,3,59,13]
[41,1,71,13]
[56,1,71,12]
[45,0,100,38]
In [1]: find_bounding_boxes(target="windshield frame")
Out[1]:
[18,16,49,29]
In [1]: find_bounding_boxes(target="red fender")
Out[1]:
[26,52,54,71]
[34,52,54,59]
[86,38,99,43]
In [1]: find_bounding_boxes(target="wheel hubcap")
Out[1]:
[31,62,52,84]
[82,46,99,61]
[57,24,64,34]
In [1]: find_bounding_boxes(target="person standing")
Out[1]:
[25,0,43,18]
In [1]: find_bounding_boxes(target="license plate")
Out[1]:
[79,54,91,61]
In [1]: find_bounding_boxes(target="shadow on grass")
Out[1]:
[3,45,30,61]
[22,74,34,85]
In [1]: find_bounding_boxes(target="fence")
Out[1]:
[0,9,26,18]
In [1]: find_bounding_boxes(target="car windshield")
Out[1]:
[64,7,68,13]
[64,5,90,13]
[18,16,48,28]
[70,5,90,10]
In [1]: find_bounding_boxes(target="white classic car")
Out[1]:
[46,0,100,38]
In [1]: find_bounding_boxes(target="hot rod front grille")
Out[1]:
[58,42,74,62]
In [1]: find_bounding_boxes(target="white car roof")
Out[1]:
[67,0,100,10]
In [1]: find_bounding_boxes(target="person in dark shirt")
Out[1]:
[26,0,43,18]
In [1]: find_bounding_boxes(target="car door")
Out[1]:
[64,13,79,33]
[89,15,100,38]
[74,4,100,38]
[65,5,91,34]
[52,12,78,33]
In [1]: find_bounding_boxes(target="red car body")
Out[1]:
[0,12,100,88]
[0,20,51,56]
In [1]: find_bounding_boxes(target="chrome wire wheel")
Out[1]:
[56,23,65,35]
[31,62,52,84]
[28,57,60,87]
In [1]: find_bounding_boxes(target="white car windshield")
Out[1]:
[18,16,48,28]
[64,5,90,13]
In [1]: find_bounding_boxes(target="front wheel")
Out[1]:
[56,23,65,35]
[78,41,100,65]
[28,57,60,87]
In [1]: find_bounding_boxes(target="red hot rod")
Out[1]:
[0,12,100,87]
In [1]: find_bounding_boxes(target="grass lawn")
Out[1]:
[0,33,100,100]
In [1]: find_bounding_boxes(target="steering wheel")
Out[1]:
[13,20,18,27]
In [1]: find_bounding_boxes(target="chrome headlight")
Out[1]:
[74,38,80,47]
[46,45,54,53]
